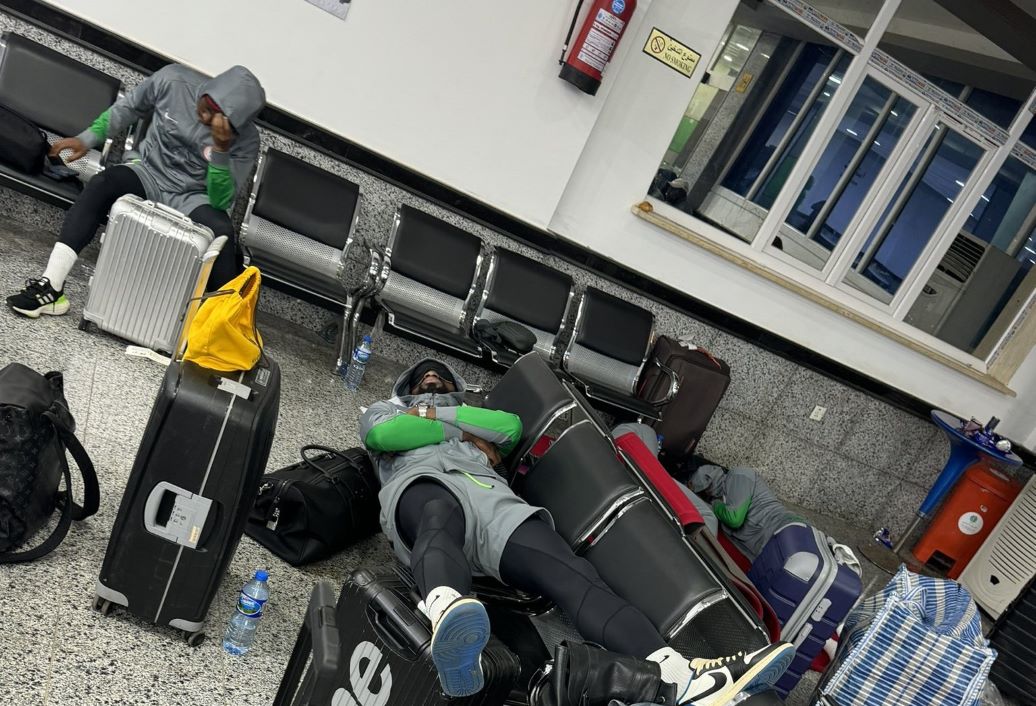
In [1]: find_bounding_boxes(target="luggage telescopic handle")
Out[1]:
[273,582,340,706]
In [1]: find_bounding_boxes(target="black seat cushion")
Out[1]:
[252,149,360,249]
[483,353,573,468]
[0,161,82,206]
[387,310,482,358]
[0,33,120,137]
[521,422,641,549]
[576,288,653,365]
[485,249,572,333]
[584,497,724,636]
[390,205,481,299]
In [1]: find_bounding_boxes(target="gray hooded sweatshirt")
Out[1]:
[691,465,800,562]
[77,64,265,215]
[359,358,550,579]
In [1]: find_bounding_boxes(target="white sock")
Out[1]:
[647,646,693,685]
[41,243,77,292]
[420,586,462,629]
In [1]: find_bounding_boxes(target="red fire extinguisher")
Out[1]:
[559,0,637,95]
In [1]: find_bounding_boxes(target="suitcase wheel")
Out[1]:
[185,631,206,648]
[92,596,113,617]
[78,317,93,333]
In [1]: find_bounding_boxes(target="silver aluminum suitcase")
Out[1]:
[80,195,227,355]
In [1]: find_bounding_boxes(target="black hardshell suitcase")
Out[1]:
[275,567,523,706]
[637,336,730,466]
[93,357,280,644]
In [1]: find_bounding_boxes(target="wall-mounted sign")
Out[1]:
[642,28,700,78]
[306,0,351,20]
[735,73,754,93]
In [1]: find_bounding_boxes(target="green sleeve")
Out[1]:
[364,414,454,452]
[713,497,752,530]
[206,163,235,211]
[87,110,111,143]
[438,406,522,454]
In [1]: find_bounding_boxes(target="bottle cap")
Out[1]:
[255,569,269,582]
[362,335,373,343]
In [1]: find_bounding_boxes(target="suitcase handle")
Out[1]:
[366,590,427,661]
[273,582,340,706]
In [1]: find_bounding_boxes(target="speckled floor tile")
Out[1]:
[769,368,857,452]
[695,405,765,468]
[707,331,796,422]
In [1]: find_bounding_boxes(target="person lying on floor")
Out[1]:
[690,464,804,563]
[361,359,793,703]
[6,64,265,318]
[611,423,719,536]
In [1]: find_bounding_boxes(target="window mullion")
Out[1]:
[890,87,1036,322]
[749,0,902,251]
[824,103,938,284]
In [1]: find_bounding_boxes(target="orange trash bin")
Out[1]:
[912,464,1022,578]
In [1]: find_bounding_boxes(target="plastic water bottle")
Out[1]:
[223,569,270,656]
[343,335,373,392]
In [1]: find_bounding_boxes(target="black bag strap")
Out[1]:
[300,445,357,480]
[0,408,100,563]
[44,408,100,520]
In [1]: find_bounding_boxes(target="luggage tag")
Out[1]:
[125,345,172,366]
[217,376,253,400]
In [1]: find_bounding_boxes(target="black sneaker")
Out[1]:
[679,642,795,705]
[6,277,70,318]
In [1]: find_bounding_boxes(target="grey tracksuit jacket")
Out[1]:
[77,64,265,215]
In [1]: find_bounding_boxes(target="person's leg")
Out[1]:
[187,205,238,291]
[395,479,472,599]
[394,479,489,698]
[6,165,145,317]
[499,516,666,657]
[498,517,795,706]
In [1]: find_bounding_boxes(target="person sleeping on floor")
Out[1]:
[360,358,793,703]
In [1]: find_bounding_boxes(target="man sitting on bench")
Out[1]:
[6,64,265,318]
[361,358,793,703]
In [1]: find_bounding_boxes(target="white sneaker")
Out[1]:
[653,642,796,705]
[423,587,490,698]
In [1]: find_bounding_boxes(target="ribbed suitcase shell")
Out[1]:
[82,195,215,353]
[328,567,522,706]
[94,358,280,637]
[749,523,862,696]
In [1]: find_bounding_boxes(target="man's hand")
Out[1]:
[463,432,502,466]
[49,137,89,163]
[210,114,234,152]
[404,406,436,419]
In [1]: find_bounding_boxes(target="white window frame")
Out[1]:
[647,0,1036,373]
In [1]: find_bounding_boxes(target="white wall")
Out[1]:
[42,0,648,229]
[550,0,1036,447]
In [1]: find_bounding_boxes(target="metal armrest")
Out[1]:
[640,358,680,407]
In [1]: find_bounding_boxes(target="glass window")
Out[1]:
[722,43,841,198]
[844,124,985,303]
[906,157,1036,354]
[965,89,1022,130]
[778,76,918,270]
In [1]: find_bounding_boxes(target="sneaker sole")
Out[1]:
[430,599,490,698]
[684,643,796,706]
[9,301,70,318]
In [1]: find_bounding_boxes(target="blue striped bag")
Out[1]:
[816,565,996,706]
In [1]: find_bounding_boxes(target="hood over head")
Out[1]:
[391,358,467,408]
[200,66,266,131]
[690,464,727,497]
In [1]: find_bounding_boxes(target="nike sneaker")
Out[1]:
[6,278,69,318]
[425,590,490,698]
[679,642,796,705]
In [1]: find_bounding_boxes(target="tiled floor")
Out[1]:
[0,221,996,705]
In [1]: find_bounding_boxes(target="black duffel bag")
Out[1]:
[0,104,49,174]
[245,445,381,565]
[529,641,675,706]
[0,363,100,563]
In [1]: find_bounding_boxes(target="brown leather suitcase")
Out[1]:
[637,336,730,466]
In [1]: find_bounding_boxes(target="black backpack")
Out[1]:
[245,446,380,566]
[0,104,48,174]
[0,363,100,563]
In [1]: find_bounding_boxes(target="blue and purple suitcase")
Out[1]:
[748,522,862,696]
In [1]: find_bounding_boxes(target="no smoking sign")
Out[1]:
[643,27,700,78]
